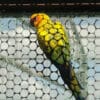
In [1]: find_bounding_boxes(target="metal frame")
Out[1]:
[0,1,100,12]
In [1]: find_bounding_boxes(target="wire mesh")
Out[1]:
[0,13,100,100]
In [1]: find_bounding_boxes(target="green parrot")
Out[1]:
[30,13,85,100]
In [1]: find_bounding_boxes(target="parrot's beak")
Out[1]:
[30,18,34,27]
[30,14,43,27]
[30,17,39,27]
[30,14,37,27]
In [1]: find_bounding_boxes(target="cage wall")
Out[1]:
[0,13,100,100]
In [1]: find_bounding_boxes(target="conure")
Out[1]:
[30,13,85,100]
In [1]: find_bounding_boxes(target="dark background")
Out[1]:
[0,0,100,12]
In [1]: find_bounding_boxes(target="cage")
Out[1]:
[0,1,100,100]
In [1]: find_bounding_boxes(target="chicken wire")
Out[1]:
[0,13,100,100]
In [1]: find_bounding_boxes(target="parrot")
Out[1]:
[30,13,85,100]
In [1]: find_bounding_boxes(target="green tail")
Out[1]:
[74,93,85,100]
[74,89,88,100]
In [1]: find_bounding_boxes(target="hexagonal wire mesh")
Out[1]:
[0,13,100,100]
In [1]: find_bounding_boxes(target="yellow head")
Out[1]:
[30,13,50,27]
